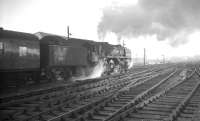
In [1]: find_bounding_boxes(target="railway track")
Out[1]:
[0,67,158,106]
[64,68,178,121]
[106,68,200,121]
[0,66,157,105]
[0,66,167,121]
[1,64,171,103]
[32,67,178,121]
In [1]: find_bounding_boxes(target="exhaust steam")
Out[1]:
[71,60,106,81]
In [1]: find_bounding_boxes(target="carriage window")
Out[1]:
[0,42,3,49]
[19,46,27,56]
[0,42,3,55]
[27,48,39,56]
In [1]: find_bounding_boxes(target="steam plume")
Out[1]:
[128,59,134,69]
[72,61,105,81]
[98,0,200,47]
[88,60,105,78]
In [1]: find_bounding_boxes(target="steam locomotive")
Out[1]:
[0,28,131,89]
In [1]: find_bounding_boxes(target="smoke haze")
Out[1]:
[98,0,200,47]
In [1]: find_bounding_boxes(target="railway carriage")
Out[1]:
[0,29,40,89]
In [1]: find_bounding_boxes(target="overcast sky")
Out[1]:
[1,0,200,62]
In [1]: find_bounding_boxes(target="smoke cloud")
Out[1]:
[98,0,200,47]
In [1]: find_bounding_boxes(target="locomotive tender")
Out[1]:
[0,29,131,89]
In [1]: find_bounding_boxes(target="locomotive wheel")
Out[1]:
[46,67,71,82]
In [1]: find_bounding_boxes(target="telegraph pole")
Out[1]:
[67,26,72,39]
[144,48,146,66]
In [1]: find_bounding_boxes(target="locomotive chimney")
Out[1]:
[123,40,126,56]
